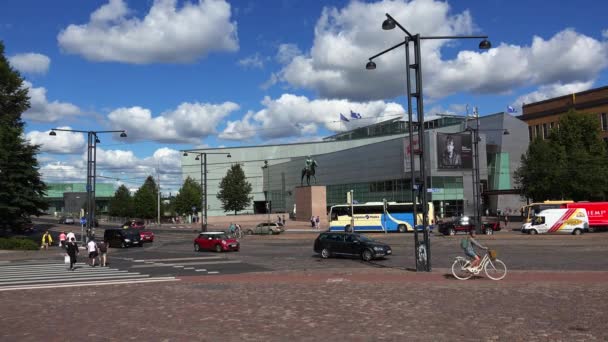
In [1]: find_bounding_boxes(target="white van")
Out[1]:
[524,208,589,235]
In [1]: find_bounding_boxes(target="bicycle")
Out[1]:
[451,250,507,280]
[230,228,242,239]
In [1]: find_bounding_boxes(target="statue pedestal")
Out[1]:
[295,186,327,222]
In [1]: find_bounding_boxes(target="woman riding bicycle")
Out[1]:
[462,229,487,271]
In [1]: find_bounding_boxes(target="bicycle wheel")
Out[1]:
[451,259,473,280]
[484,258,507,280]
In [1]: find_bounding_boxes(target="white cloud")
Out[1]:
[57,0,239,64]
[276,44,301,64]
[26,127,86,154]
[107,101,239,143]
[238,53,264,69]
[22,81,82,122]
[512,81,594,112]
[8,53,50,74]
[602,29,608,39]
[273,0,608,102]
[219,93,405,141]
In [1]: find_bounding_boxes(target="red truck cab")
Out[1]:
[565,202,608,231]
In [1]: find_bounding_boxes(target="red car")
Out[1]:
[122,220,145,229]
[139,230,154,243]
[194,232,239,253]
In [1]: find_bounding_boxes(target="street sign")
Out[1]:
[427,188,443,193]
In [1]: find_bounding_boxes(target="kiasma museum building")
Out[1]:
[181,112,528,220]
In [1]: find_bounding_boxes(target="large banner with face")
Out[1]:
[436,133,473,169]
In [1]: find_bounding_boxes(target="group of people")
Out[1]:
[310,216,321,230]
[229,223,242,237]
[40,230,108,271]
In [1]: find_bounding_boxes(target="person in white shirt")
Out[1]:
[87,239,99,267]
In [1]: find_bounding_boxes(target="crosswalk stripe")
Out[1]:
[0,269,129,277]
[130,260,241,268]
[0,274,149,286]
[0,277,178,292]
[0,271,139,282]
[134,256,223,262]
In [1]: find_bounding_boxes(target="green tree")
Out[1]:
[515,110,608,201]
[217,164,252,215]
[0,41,48,230]
[133,176,158,219]
[173,176,201,215]
[108,185,133,217]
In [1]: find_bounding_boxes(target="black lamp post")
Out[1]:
[261,161,270,226]
[366,13,491,272]
[182,151,231,231]
[49,128,127,242]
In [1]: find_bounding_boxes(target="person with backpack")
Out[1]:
[97,239,108,267]
[66,237,79,271]
[461,229,487,271]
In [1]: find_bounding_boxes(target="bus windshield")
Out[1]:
[520,200,573,222]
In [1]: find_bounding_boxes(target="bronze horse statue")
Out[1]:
[301,162,317,186]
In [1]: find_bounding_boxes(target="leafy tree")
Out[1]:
[133,176,158,219]
[217,164,252,215]
[108,185,133,218]
[0,41,48,230]
[173,176,201,215]
[515,110,608,201]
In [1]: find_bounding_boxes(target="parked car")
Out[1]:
[58,216,75,224]
[122,220,145,229]
[194,232,239,253]
[139,230,155,243]
[104,228,142,248]
[313,232,392,261]
[246,222,284,235]
[437,216,500,235]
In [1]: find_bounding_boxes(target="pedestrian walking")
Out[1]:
[503,214,509,229]
[315,216,320,230]
[58,231,66,248]
[66,231,76,242]
[66,237,79,271]
[310,216,315,227]
[41,230,53,250]
[282,214,286,226]
[97,239,108,267]
[277,215,282,225]
[87,239,99,267]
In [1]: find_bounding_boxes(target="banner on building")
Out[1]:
[436,133,473,169]
[403,136,420,172]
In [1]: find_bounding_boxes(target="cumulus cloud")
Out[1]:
[238,53,265,69]
[276,44,301,64]
[603,29,608,39]
[22,81,82,122]
[273,0,608,102]
[107,101,239,143]
[26,127,86,154]
[219,93,405,141]
[512,81,594,112]
[57,0,238,64]
[8,53,50,74]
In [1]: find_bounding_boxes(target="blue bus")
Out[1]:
[328,202,434,233]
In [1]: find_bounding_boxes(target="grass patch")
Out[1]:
[0,237,39,250]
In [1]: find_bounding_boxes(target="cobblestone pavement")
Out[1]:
[1,268,608,341]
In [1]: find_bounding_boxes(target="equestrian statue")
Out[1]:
[301,156,318,186]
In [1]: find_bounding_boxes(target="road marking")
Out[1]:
[130,260,241,268]
[195,269,207,272]
[135,256,223,262]
[0,277,177,292]
[134,260,145,262]
[207,271,220,274]
[183,267,195,270]
[173,265,184,268]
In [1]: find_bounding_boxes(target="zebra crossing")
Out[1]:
[0,261,177,291]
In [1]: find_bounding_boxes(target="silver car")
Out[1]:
[246,222,285,235]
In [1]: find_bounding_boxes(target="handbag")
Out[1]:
[64,255,70,264]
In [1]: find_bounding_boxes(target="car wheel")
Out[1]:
[485,229,493,235]
[215,244,222,253]
[530,229,538,235]
[268,229,273,235]
[321,248,330,259]
[246,230,253,235]
[121,241,127,248]
[361,249,373,262]
[449,228,456,236]
[398,224,407,233]
[194,244,200,252]
[573,229,582,236]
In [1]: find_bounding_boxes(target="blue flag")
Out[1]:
[507,105,517,113]
[350,110,362,119]
[340,113,350,122]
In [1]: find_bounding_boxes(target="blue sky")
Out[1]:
[2,0,608,194]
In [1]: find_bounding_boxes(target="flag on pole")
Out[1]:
[340,113,350,122]
[507,105,517,114]
[350,110,362,119]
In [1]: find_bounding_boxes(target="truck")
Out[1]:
[522,208,588,235]
[563,202,608,232]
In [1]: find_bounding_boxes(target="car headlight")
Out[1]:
[124,239,130,242]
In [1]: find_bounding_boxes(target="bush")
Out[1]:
[0,237,39,250]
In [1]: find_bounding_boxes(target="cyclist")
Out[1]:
[462,229,487,271]
[234,223,242,238]
[228,222,236,236]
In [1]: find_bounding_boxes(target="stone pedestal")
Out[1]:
[295,186,327,222]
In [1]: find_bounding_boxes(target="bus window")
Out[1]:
[330,206,350,220]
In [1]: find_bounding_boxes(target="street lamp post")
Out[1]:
[182,151,231,232]
[262,161,270,226]
[49,128,127,243]
[366,13,491,272]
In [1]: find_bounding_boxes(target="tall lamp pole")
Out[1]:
[366,13,491,272]
[50,128,127,242]
[262,161,270,225]
[182,151,231,231]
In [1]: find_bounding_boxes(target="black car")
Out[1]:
[104,228,142,248]
[313,232,392,261]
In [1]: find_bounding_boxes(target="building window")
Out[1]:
[549,122,554,130]
[601,113,608,131]
[528,126,533,141]
[535,125,541,139]
[542,123,548,139]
